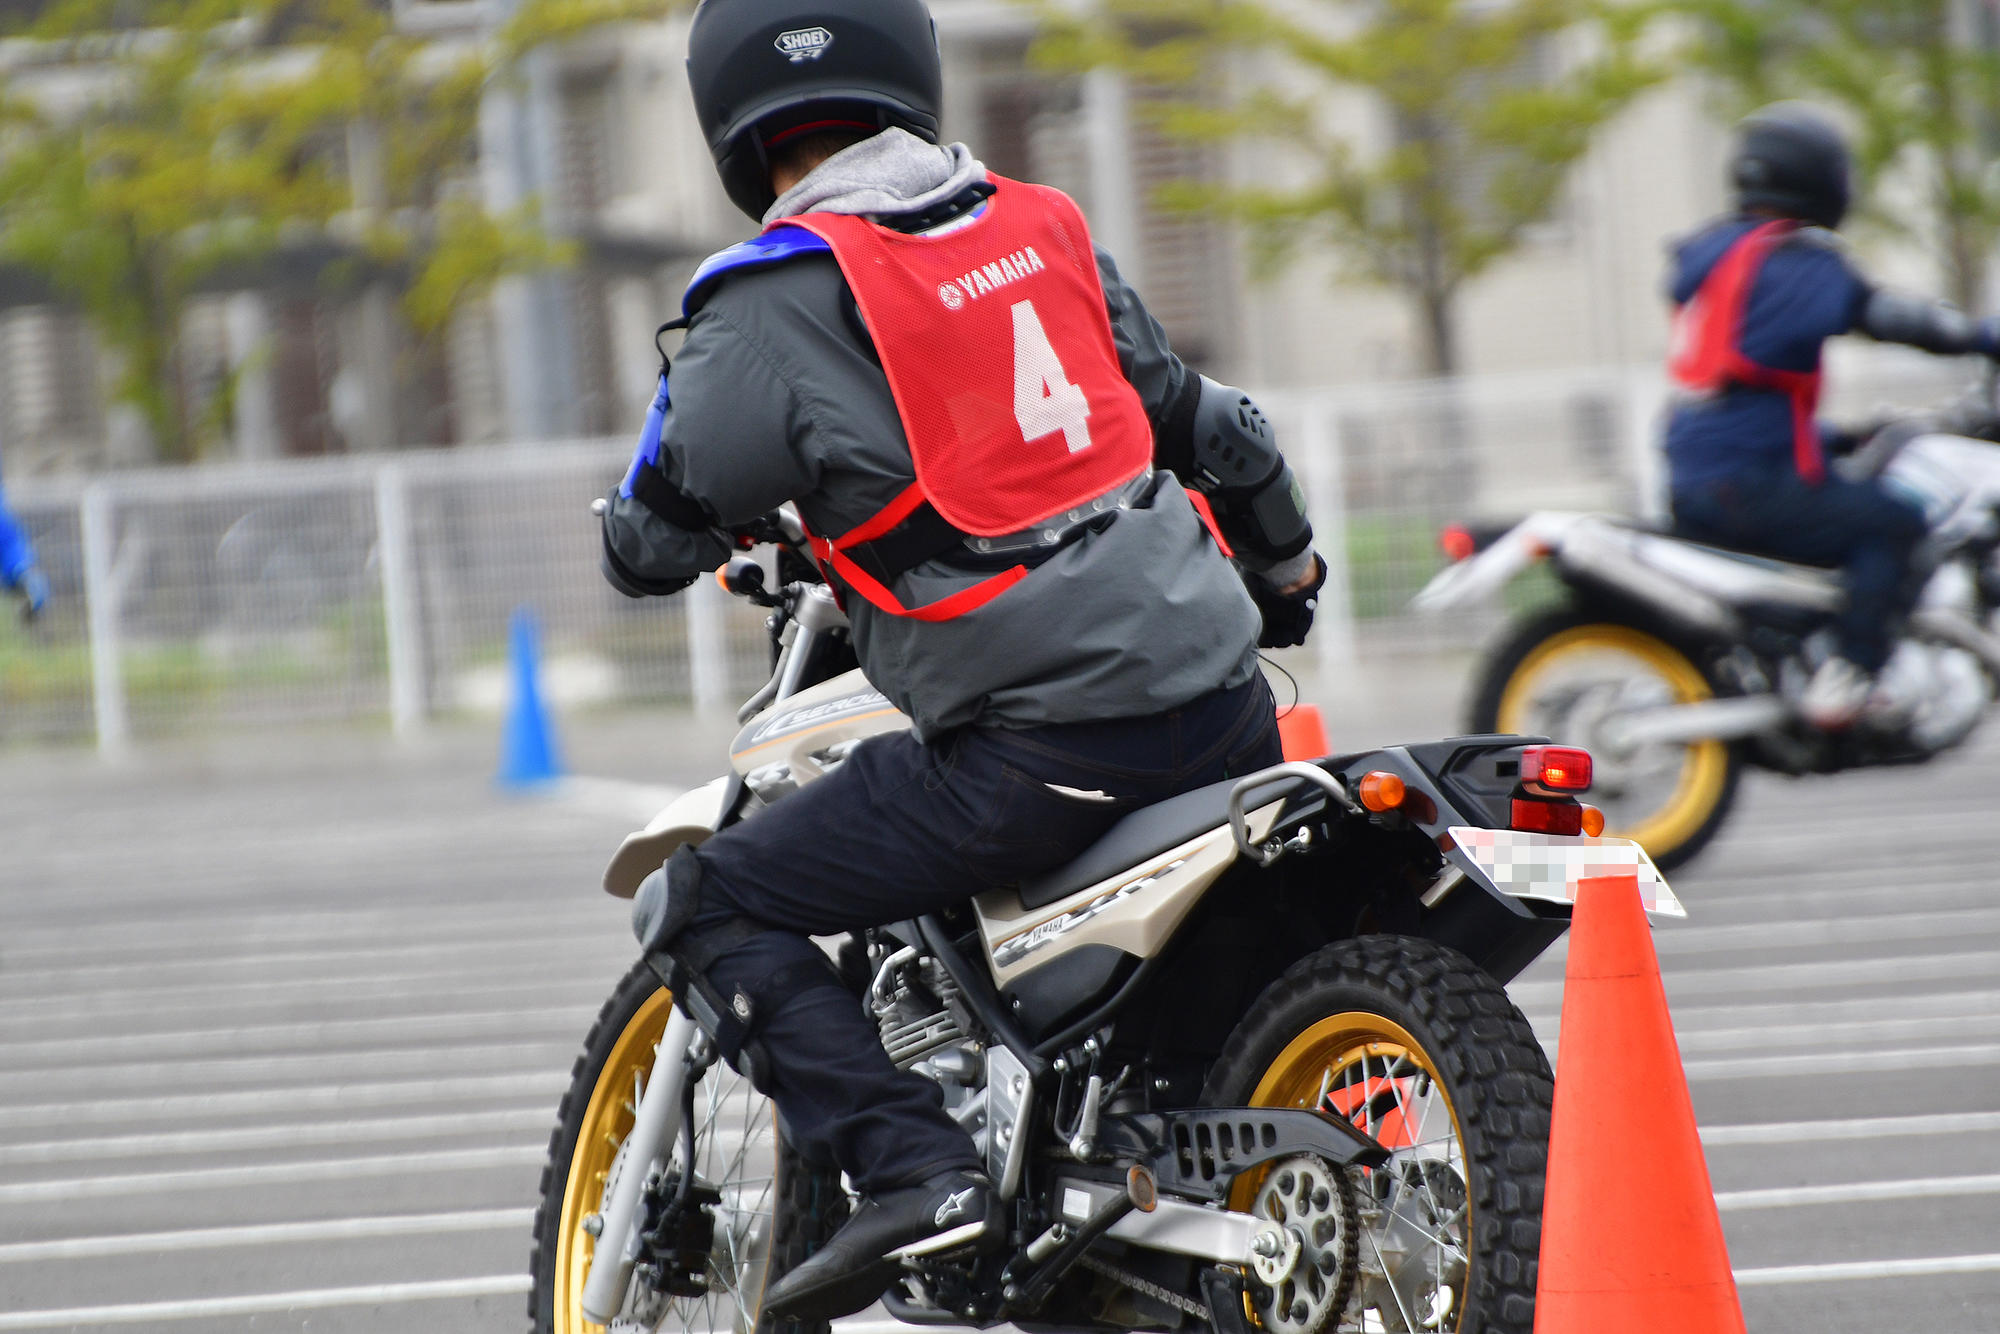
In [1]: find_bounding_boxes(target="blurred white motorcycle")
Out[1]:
[1417,384,2000,869]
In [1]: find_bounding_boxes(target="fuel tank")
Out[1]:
[728,669,910,784]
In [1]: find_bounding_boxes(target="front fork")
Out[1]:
[581,1005,704,1323]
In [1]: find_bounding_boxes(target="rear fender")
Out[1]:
[1312,739,1683,981]
[1412,512,1593,613]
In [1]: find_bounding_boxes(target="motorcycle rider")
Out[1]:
[598,0,1325,1319]
[1665,102,2000,728]
[0,461,47,622]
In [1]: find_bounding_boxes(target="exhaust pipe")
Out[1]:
[1596,694,1790,752]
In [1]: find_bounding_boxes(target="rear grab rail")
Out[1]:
[1226,762,1363,866]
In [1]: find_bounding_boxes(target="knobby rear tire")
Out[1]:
[1203,937,1553,1333]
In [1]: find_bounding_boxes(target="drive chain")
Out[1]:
[1077,1252,1213,1324]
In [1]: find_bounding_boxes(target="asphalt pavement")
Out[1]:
[1,682,1997,1332]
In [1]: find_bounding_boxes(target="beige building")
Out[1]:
[0,1,1956,473]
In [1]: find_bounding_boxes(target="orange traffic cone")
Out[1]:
[1277,704,1328,761]
[1534,874,1744,1334]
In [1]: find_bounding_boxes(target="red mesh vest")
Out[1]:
[782,176,1158,621]
[1668,219,1827,485]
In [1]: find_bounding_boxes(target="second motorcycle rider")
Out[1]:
[598,0,1326,1319]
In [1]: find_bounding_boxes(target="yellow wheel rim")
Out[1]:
[1496,624,1729,861]
[553,986,675,1334]
[1237,1013,1472,1332]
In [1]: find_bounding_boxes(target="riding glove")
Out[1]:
[1247,554,1328,649]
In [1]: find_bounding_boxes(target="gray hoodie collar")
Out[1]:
[764,129,987,225]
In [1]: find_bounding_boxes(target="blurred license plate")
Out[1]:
[1447,827,1685,919]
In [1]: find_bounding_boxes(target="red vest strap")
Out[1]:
[811,532,1030,622]
[1184,490,1233,558]
[1668,220,1827,484]
[836,482,930,549]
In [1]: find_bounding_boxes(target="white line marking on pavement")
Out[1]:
[0,906,611,964]
[0,934,613,992]
[1702,1111,2000,1146]
[0,1071,565,1131]
[0,1040,574,1094]
[0,1208,534,1264]
[1734,1253,2000,1286]
[0,972,608,1028]
[0,1274,533,1329]
[1672,1011,2000,1055]
[0,1105,554,1166]
[1650,906,2000,955]
[0,1144,546,1204]
[1716,1172,2000,1210]
[0,1005,596,1065]
[1525,988,2000,1047]
[1685,1042,2000,1082]
[1510,950,2000,1007]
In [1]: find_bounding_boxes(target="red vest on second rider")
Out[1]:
[1668,219,1828,485]
[782,176,1158,621]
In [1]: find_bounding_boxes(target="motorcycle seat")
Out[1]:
[1016,775,1278,911]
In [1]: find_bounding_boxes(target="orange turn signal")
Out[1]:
[1580,804,1606,837]
[715,565,732,591]
[1358,771,1406,813]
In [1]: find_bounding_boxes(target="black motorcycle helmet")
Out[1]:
[1730,101,1853,230]
[687,0,944,221]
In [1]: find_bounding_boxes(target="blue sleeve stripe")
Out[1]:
[620,375,672,500]
[683,226,832,317]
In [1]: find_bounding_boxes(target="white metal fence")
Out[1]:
[1,355,1972,751]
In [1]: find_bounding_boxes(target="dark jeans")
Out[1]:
[687,675,1284,1193]
[1672,467,1927,672]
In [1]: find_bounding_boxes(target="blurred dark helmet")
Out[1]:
[687,0,944,221]
[1730,102,1852,230]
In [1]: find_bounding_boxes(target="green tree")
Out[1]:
[1033,0,1657,377]
[1661,0,2000,314]
[0,0,666,461]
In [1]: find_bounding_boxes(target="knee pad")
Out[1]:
[636,852,845,1087]
[632,846,704,953]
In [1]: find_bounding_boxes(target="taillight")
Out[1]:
[1439,524,1477,563]
[1511,797,1584,836]
[1520,745,1592,795]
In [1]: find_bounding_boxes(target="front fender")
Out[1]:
[601,776,732,899]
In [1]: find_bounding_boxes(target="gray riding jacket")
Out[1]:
[605,135,1290,740]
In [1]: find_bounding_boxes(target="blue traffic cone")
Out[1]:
[497,607,565,790]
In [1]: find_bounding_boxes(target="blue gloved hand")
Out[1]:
[15,566,48,622]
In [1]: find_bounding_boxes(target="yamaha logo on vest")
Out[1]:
[775,27,834,62]
[939,247,1048,308]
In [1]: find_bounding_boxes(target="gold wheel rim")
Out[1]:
[553,986,675,1334]
[1237,1012,1471,1332]
[1497,624,1729,859]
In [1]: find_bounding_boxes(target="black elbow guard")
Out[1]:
[1186,376,1312,563]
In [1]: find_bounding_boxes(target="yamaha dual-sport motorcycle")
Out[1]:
[528,508,1681,1334]
[1416,381,2000,871]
